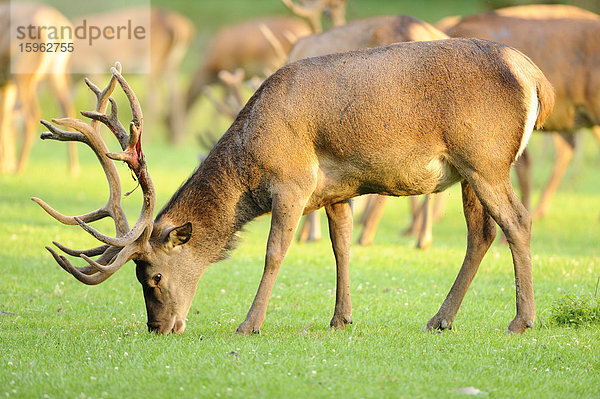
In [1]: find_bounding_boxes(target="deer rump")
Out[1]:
[236,38,549,213]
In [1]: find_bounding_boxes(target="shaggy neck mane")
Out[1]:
[154,131,262,262]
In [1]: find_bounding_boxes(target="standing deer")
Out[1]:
[0,3,78,175]
[287,15,448,246]
[446,5,600,219]
[35,37,554,336]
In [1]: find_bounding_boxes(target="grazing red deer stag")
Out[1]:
[287,15,448,246]
[446,5,600,219]
[0,3,78,175]
[36,38,554,336]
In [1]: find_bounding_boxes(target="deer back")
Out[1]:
[447,8,600,131]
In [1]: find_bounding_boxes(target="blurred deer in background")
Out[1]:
[36,37,554,336]
[184,17,311,120]
[0,3,78,175]
[446,4,600,219]
[287,15,448,246]
[281,0,348,32]
[198,68,262,152]
[70,6,195,143]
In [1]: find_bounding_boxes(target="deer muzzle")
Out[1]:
[147,317,186,334]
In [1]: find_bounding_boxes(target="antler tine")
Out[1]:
[218,69,245,111]
[111,65,143,132]
[46,246,111,285]
[53,241,110,257]
[81,98,129,150]
[80,243,138,275]
[259,24,288,69]
[281,0,327,32]
[202,86,238,119]
[40,119,88,144]
[31,197,110,226]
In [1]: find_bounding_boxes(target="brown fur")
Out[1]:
[132,38,554,335]
[288,15,448,62]
[447,5,600,217]
[288,15,450,244]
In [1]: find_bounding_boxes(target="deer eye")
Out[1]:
[152,273,162,285]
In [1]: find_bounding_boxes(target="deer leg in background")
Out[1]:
[50,71,79,176]
[514,149,532,211]
[416,194,435,250]
[0,83,17,173]
[402,196,424,236]
[164,66,186,144]
[357,194,375,225]
[357,195,387,246]
[16,74,41,174]
[237,188,310,335]
[297,211,322,242]
[426,180,497,331]
[325,199,353,329]
[432,191,447,222]
[533,132,575,219]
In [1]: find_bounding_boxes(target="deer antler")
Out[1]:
[259,24,289,72]
[32,62,155,285]
[281,0,328,33]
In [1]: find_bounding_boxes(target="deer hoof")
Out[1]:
[507,316,534,334]
[236,321,261,336]
[329,315,353,330]
[424,315,452,332]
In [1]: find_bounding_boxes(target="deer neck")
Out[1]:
[154,139,262,262]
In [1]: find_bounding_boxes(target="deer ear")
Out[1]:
[164,222,192,249]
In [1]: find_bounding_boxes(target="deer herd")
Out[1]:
[3,0,596,335]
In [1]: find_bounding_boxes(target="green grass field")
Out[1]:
[2,1,600,398]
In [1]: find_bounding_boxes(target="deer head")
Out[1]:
[33,63,198,334]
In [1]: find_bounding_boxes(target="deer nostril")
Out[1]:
[173,319,186,334]
[147,322,161,333]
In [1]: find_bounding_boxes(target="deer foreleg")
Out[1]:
[237,187,309,335]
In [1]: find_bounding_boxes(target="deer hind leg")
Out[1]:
[471,174,535,333]
[0,83,18,174]
[297,211,322,242]
[533,132,575,219]
[325,199,353,329]
[237,185,310,335]
[357,195,387,246]
[416,194,435,250]
[16,75,40,174]
[403,196,424,236]
[426,180,496,331]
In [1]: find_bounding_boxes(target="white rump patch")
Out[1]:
[516,89,539,161]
